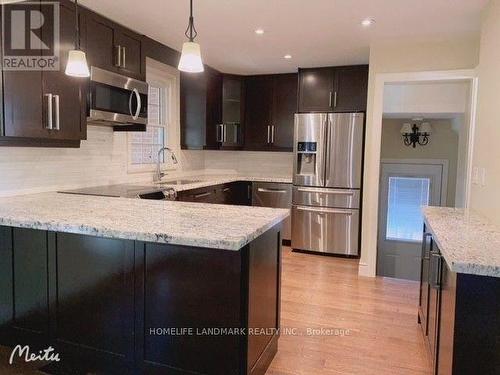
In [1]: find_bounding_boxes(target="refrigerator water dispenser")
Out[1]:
[296,142,317,176]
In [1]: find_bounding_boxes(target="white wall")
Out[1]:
[470,0,500,225]
[360,36,480,277]
[383,82,470,116]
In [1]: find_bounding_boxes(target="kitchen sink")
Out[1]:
[158,179,202,185]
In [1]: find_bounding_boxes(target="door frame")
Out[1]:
[359,69,478,278]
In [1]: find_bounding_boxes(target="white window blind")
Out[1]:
[386,177,430,242]
[130,85,167,165]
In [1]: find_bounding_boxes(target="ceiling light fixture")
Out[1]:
[284,54,292,59]
[361,18,375,27]
[178,0,204,73]
[255,28,265,35]
[65,0,90,78]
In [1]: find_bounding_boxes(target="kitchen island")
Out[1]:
[0,193,289,374]
[420,207,500,375]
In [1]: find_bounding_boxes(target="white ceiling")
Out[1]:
[79,0,487,75]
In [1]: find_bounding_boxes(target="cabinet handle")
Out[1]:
[121,46,126,69]
[333,91,338,108]
[217,124,223,142]
[257,188,287,194]
[329,91,333,108]
[271,125,275,144]
[223,188,230,192]
[267,125,271,144]
[430,252,442,288]
[53,95,60,131]
[45,93,53,130]
[223,123,227,143]
[194,191,211,199]
[115,45,122,67]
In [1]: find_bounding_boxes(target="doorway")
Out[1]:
[377,161,446,280]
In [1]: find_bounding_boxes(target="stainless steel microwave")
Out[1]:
[88,67,148,127]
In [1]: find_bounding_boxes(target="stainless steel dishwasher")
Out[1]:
[252,182,292,241]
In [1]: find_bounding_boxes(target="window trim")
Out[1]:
[127,59,180,174]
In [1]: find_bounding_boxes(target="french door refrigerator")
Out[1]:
[292,113,364,256]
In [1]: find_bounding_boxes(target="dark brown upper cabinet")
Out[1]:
[84,10,144,80]
[298,65,368,113]
[244,75,274,150]
[244,73,297,151]
[180,70,245,150]
[1,0,86,146]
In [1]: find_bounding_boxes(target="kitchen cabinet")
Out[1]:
[0,223,282,375]
[218,75,244,149]
[205,69,223,150]
[180,70,208,150]
[298,65,368,113]
[177,182,252,206]
[84,10,144,80]
[244,75,274,150]
[177,185,215,203]
[1,0,86,146]
[419,225,500,375]
[244,73,297,151]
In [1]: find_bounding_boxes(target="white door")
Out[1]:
[377,162,445,280]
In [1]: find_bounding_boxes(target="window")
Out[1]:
[130,85,167,165]
[386,177,430,242]
[128,59,179,173]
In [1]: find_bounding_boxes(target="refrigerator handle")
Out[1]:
[324,115,331,185]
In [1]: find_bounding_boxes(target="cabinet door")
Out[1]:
[85,12,116,74]
[298,68,334,112]
[2,2,45,138]
[244,75,273,150]
[180,72,207,149]
[177,187,216,203]
[272,74,297,150]
[205,69,223,149]
[333,65,368,112]
[114,28,143,80]
[42,0,86,141]
[215,185,232,204]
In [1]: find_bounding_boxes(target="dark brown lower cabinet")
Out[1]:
[0,224,282,374]
[419,225,500,375]
[177,182,252,206]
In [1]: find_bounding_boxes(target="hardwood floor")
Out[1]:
[267,247,432,375]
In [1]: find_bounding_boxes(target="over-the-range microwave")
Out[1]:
[88,66,148,127]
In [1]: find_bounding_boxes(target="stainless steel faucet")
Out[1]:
[154,147,178,183]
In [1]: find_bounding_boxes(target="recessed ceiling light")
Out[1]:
[361,18,375,27]
[284,54,292,59]
[255,28,265,35]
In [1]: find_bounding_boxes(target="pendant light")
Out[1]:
[65,0,90,78]
[178,0,204,73]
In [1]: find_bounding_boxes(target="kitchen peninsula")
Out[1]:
[0,193,289,375]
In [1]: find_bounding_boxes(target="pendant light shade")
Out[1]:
[65,49,90,77]
[65,0,90,78]
[178,42,204,73]
[178,0,204,73]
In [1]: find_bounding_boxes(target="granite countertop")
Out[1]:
[422,207,500,278]
[0,193,289,251]
[155,174,293,192]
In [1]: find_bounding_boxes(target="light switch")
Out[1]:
[472,166,480,185]
[480,167,486,186]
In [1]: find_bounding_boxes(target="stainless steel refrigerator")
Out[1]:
[292,113,364,256]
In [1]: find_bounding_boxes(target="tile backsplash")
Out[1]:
[0,127,293,196]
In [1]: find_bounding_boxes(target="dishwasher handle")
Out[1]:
[257,188,288,194]
[295,206,355,215]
